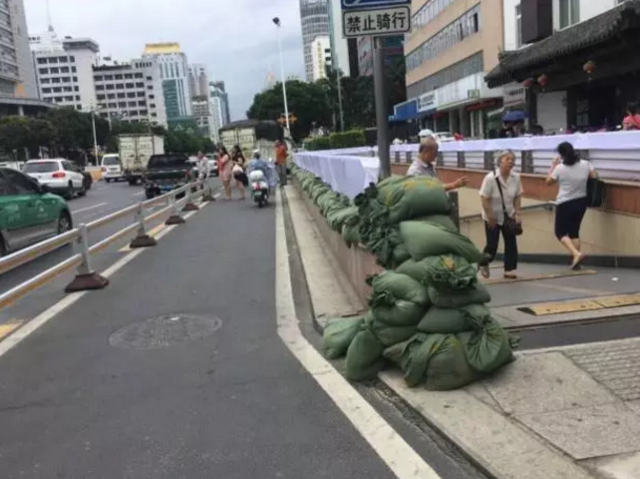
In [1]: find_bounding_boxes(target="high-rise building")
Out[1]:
[188,64,208,98]
[1,0,38,98]
[31,33,100,112]
[142,43,192,120]
[208,82,227,142]
[311,36,331,81]
[191,96,214,139]
[327,0,350,76]
[93,58,167,127]
[299,0,331,82]
[211,80,230,125]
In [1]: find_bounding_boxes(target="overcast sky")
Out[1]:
[25,0,306,121]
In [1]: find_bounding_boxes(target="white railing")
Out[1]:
[0,181,214,310]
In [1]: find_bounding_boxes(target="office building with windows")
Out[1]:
[209,82,227,143]
[210,80,230,125]
[31,35,99,113]
[327,0,351,76]
[487,0,640,133]
[396,0,505,138]
[93,58,167,127]
[299,0,331,81]
[142,43,192,120]
[188,64,208,98]
[311,35,331,81]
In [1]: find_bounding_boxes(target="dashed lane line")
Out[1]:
[275,190,442,479]
[71,202,107,214]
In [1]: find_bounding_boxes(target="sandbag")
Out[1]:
[365,311,417,347]
[327,205,359,232]
[422,214,458,232]
[417,304,490,334]
[422,255,478,291]
[378,176,452,224]
[342,222,361,247]
[395,259,429,284]
[400,222,484,264]
[459,318,515,374]
[371,299,426,327]
[323,317,364,359]
[428,283,491,309]
[345,329,386,381]
[369,271,430,307]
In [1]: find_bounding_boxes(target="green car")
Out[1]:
[0,167,73,256]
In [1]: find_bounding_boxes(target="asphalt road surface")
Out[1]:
[0,190,487,479]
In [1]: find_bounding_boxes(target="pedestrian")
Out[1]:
[546,141,597,269]
[231,145,248,200]
[219,145,233,201]
[275,140,288,187]
[406,137,467,191]
[622,102,640,130]
[478,150,523,280]
[196,151,210,191]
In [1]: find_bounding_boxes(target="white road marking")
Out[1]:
[132,192,144,197]
[274,191,441,479]
[71,203,107,214]
[0,209,201,359]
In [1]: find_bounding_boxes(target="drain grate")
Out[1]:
[109,314,222,350]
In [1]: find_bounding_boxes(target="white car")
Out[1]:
[23,159,87,199]
[101,154,123,182]
[434,132,456,143]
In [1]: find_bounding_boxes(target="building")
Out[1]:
[0,0,51,117]
[191,95,214,139]
[211,80,230,125]
[398,0,504,138]
[357,35,404,77]
[327,0,351,76]
[208,82,225,143]
[93,58,167,127]
[299,0,331,81]
[486,0,640,134]
[142,43,192,120]
[31,34,100,113]
[311,35,332,81]
[188,64,208,98]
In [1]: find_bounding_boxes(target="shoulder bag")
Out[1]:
[495,173,523,236]
[586,177,606,208]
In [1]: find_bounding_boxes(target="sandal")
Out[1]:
[503,272,518,280]
[570,253,586,270]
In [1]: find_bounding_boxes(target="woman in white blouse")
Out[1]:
[478,150,523,280]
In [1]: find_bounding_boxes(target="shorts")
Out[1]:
[555,197,588,239]
[234,171,248,187]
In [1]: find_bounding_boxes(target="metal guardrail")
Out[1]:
[0,181,214,310]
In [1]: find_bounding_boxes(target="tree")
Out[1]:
[0,117,33,158]
[247,80,332,141]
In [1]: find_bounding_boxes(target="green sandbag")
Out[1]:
[422,255,478,291]
[400,221,484,264]
[459,318,515,374]
[378,176,452,224]
[323,316,365,359]
[365,311,417,347]
[392,243,411,268]
[422,334,479,391]
[383,333,426,368]
[422,214,458,232]
[428,283,491,308]
[342,222,361,246]
[371,300,426,327]
[395,259,428,283]
[369,271,430,307]
[328,205,358,232]
[345,328,386,381]
[417,304,490,334]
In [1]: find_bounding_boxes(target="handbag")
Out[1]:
[495,173,523,236]
[586,177,606,208]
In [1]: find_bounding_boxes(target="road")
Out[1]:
[0,188,487,479]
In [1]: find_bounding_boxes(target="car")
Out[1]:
[209,157,219,177]
[144,154,192,199]
[23,159,86,199]
[434,132,456,143]
[0,167,73,256]
[101,154,123,183]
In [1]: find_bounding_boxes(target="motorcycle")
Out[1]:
[248,169,270,207]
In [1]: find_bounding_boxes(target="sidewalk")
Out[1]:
[285,184,640,479]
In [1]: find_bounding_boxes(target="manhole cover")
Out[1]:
[109,314,222,350]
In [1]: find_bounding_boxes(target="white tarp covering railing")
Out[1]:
[295,131,640,197]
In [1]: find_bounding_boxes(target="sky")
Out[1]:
[24,0,307,121]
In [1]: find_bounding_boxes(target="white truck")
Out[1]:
[118,134,165,185]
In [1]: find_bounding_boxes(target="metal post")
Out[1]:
[373,37,390,179]
[336,68,345,132]
[91,111,99,166]
[165,194,186,225]
[65,224,109,292]
[130,203,157,248]
[183,184,200,212]
[276,24,290,135]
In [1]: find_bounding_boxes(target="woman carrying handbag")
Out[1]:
[478,150,523,280]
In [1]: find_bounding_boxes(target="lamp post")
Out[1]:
[272,17,290,136]
[90,106,100,166]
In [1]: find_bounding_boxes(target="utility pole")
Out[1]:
[373,37,390,179]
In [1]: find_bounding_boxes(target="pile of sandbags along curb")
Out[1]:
[291,165,517,390]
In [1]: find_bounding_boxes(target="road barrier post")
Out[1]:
[129,203,157,248]
[165,194,186,225]
[65,224,109,293]
[183,183,200,212]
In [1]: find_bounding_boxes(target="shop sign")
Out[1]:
[504,84,526,107]
[418,91,438,112]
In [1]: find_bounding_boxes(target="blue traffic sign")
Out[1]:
[342,0,410,9]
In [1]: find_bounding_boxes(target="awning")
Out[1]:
[503,110,528,122]
[485,0,640,87]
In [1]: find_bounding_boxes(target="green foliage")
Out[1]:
[304,130,366,151]
[304,136,332,151]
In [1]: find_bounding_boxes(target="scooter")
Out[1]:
[248,169,270,207]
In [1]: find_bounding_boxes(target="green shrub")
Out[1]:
[304,130,365,151]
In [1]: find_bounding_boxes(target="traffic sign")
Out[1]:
[342,5,411,38]
[341,0,410,9]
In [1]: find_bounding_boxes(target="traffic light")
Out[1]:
[278,113,297,125]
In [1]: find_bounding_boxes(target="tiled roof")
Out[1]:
[485,0,640,87]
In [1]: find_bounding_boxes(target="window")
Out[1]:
[127,92,136,98]
[116,84,124,90]
[74,86,79,92]
[115,74,123,80]
[138,100,146,106]
[73,76,78,82]
[96,85,105,91]
[41,78,51,84]
[76,105,82,110]
[55,96,63,102]
[147,85,153,90]
[149,94,155,99]
[97,94,106,100]
[95,75,103,81]
[124,73,133,79]
[118,102,127,108]
[559,0,580,28]
[108,103,117,108]
[106,84,115,90]
[64,86,72,92]
[107,93,115,99]
[150,103,156,108]
[128,101,137,107]
[50,67,59,74]
[37,58,46,64]
[69,56,75,62]
[140,110,148,116]
[135,82,144,88]
[515,4,522,48]
[151,112,157,117]
[146,76,152,81]
[53,87,62,93]
[104,75,113,81]
[58,56,68,63]
[118,93,126,98]
[3,169,39,195]
[71,66,76,73]
[39,68,48,74]
[64,96,74,101]
[135,73,143,79]
[61,77,70,83]
[42,87,51,94]
[126,83,134,88]
[137,91,145,97]
[48,57,58,64]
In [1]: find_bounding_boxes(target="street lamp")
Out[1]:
[272,17,291,136]
[90,104,102,166]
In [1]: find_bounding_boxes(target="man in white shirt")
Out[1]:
[406,137,467,191]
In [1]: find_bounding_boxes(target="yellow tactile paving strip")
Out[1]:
[481,269,598,285]
[0,320,24,341]
[519,293,640,316]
